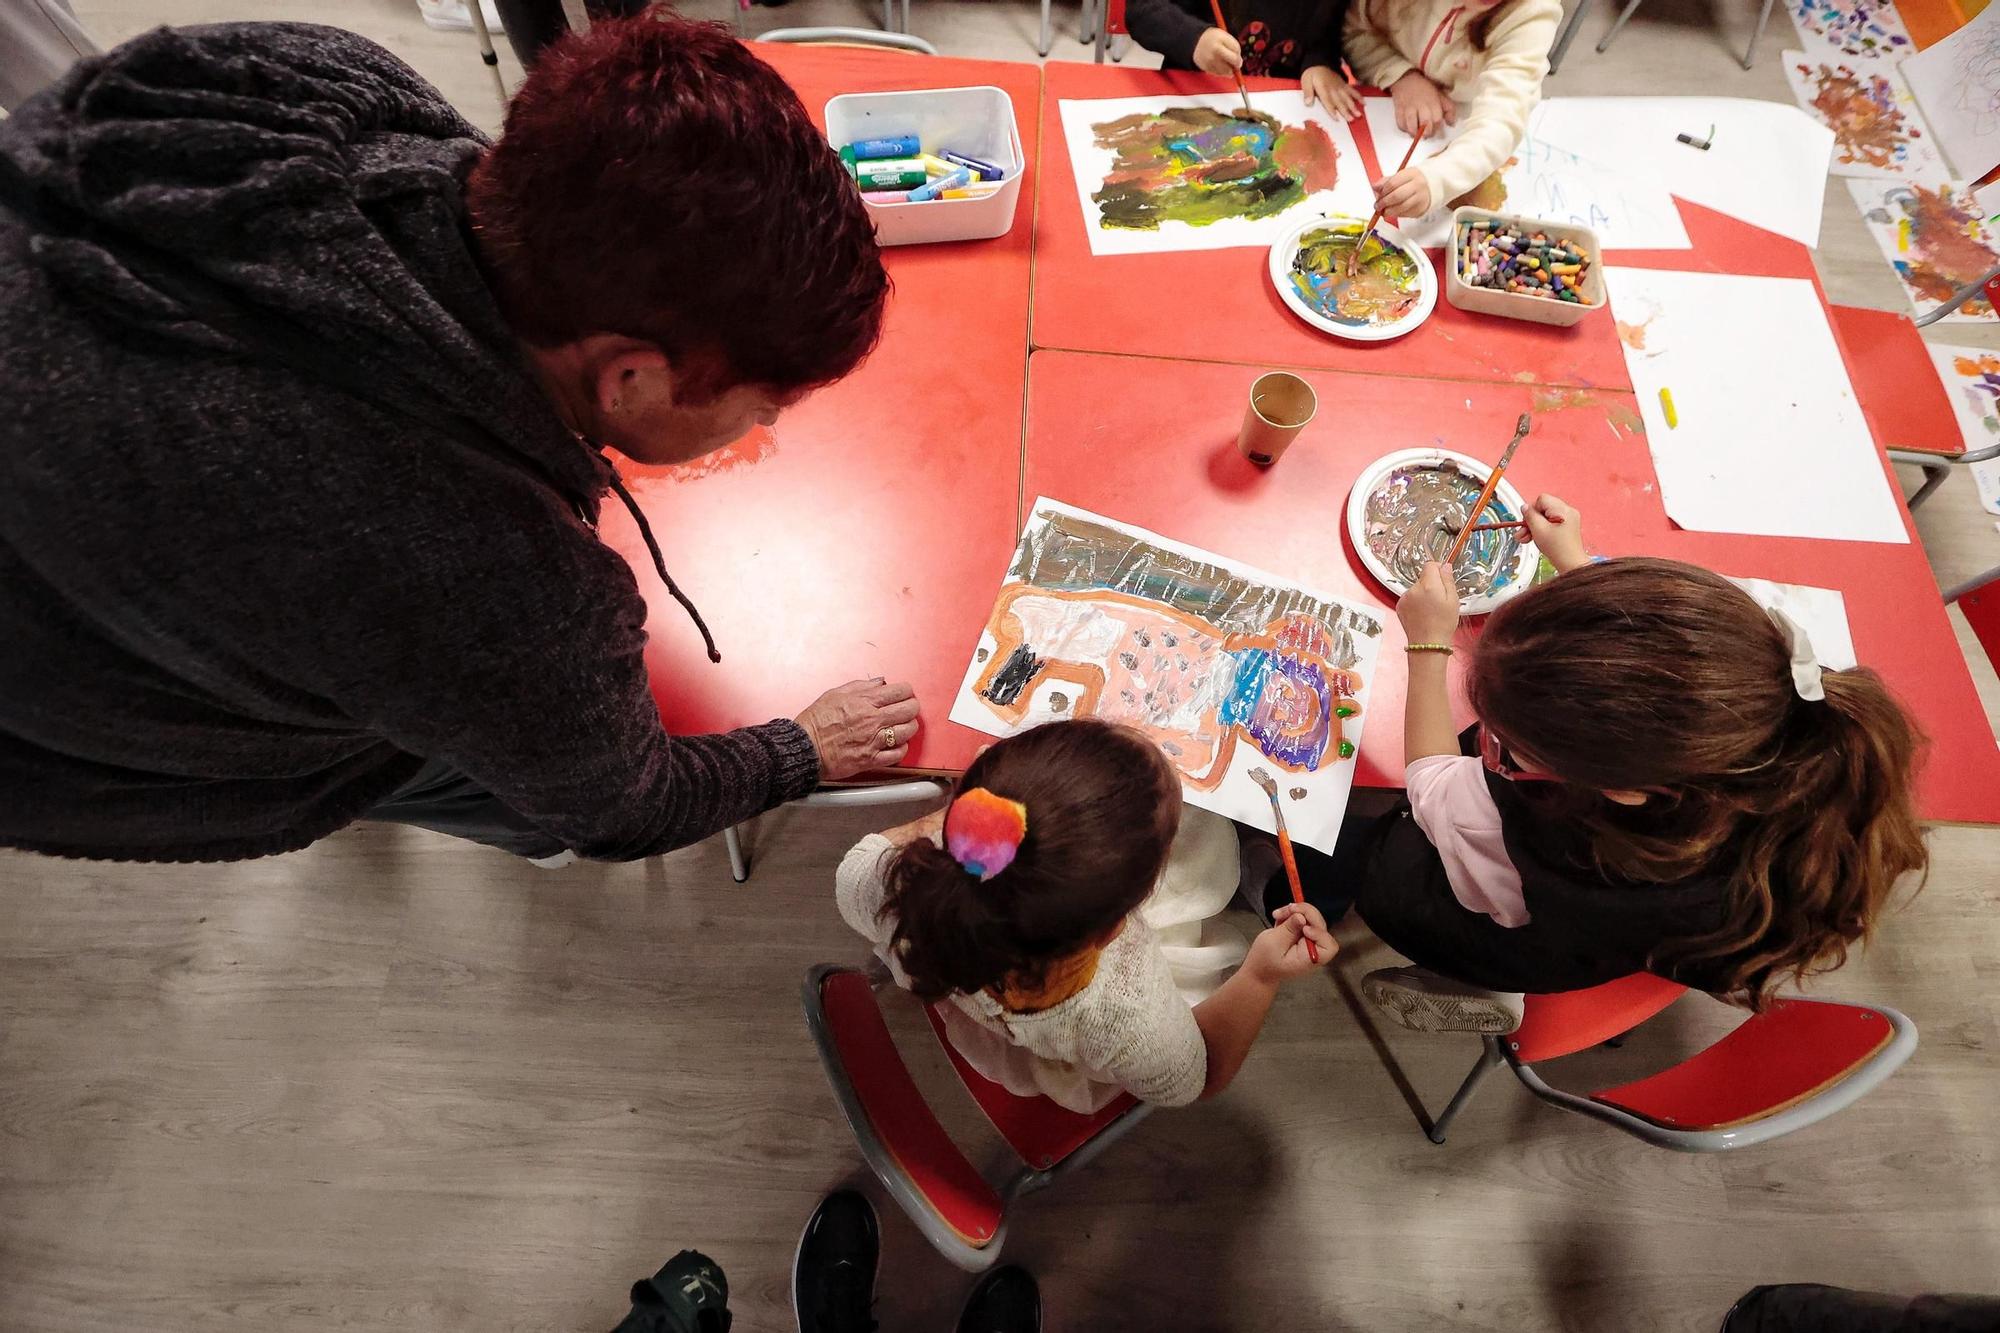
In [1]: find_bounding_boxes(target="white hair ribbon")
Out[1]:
[1764,605,1825,702]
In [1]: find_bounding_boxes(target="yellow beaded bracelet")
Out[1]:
[1404,643,1454,655]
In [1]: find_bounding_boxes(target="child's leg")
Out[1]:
[1240,792,1403,924]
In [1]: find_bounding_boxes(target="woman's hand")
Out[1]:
[1246,903,1338,983]
[1372,168,1432,219]
[1389,69,1455,138]
[1397,561,1461,644]
[1301,65,1360,118]
[1194,27,1243,77]
[1523,493,1588,572]
[796,678,921,778]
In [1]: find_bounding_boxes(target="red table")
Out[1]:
[597,47,1040,772]
[1022,348,2000,824]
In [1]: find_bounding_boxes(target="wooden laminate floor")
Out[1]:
[5,1,1999,1329]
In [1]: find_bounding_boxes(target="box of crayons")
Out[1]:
[1445,208,1605,328]
[826,86,1024,246]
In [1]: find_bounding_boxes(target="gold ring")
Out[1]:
[879,726,897,751]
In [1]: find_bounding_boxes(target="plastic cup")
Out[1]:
[1238,372,1317,466]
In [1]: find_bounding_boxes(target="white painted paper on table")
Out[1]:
[1058,92,1375,255]
[1606,267,1909,544]
[1725,577,1860,670]
[1497,125,1693,250]
[1925,341,2000,514]
[1786,0,1912,58]
[1845,177,2000,321]
[1528,97,1834,246]
[1902,3,2000,183]
[949,499,1386,854]
[1782,49,1949,181]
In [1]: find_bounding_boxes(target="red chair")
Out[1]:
[1090,0,1127,63]
[800,964,1154,1270]
[1424,974,1918,1151]
[1945,566,2000,674]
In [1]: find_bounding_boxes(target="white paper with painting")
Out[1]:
[1786,0,1912,58]
[1783,50,1948,181]
[1925,341,2000,514]
[1902,3,2000,183]
[950,499,1385,853]
[1607,268,1908,544]
[1846,178,2000,321]
[1058,91,1375,255]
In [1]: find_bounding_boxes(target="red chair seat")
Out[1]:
[1589,999,1896,1131]
[821,972,1003,1245]
[1960,577,2000,675]
[924,1004,1138,1170]
[1508,973,1688,1064]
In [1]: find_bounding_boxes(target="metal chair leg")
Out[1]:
[1740,0,1776,68]
[882,0,893,32]
[901,0,911,35]
[1039,0,1052,56]
[1094,0,1107,62]
[1594,0,1645,54]
[1428,1037,1507,1144]
[1548,0,1594,74]
[724,824,749,883]
[1080,0,1099,43]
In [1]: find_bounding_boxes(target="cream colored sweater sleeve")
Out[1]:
[1344,0,1416,90]
[1418,0,1560,206]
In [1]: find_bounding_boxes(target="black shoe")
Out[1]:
[793,1190,879,1333]
[614,1250,731,1333]
[957,1266,1040,1333]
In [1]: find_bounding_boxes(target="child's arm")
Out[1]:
[1341,0,1415,91]
[1300,0,1359,117]
[1192,904,1335,1097]
[1410,0,1561,208]
[1398,561,1462,764]
[1126,0,1235,73]
[1524,494,1589,573]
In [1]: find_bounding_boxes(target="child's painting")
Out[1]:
[1902,3,2000,181]
[1496,126,1691,250]
[949,499,1386,852]
[1786,0,1911,58]
[1924,342,2000,514]
[1058,92,1373,256]
[1846,179,2000,320]
[1783,51,1946,180]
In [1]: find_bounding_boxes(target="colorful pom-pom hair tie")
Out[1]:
[945,787,1028,882]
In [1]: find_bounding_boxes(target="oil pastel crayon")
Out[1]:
[860,190,914,204]
[852,159,928,190]
[939,183,1005,199]
[918,154,961,178]
[848,134,921,160]
[906,167,972,202]
[941,150,1007,182]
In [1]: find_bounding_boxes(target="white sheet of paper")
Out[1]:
[1361,100,1465,247]
[1782,49,1949,182]
[1058,92,1375,255]
[1606,267,1909,544]
[949,498,1386,854]
[1498,124,1694,250]
[1725,576,1860,669]
[1529,97,1834,246]
[1845,177,2000,322]
[1901,3,2000,183]
[1786,0,1913,59]
[1976,177,2000,222]
[1924,341,2000,514]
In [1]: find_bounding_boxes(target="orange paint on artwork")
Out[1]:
[1901,186,1999,315]
[1954,351,2000,375]
[1450,159,1514,213]
[615,424,778,484]
[1805,63,1916,170]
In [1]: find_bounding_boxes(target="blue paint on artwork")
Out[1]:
[1219,648,1334,771]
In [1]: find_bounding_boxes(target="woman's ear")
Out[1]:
[1601,789,1650,806]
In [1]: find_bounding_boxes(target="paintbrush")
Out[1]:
[1248,767,1318,964]
[1347,135,1424,278]
[1206,0,1256,118]
[1445,413,1532,569]
[1463,519,1528,534]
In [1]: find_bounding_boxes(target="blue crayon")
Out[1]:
[906,167,971,201]
[848,134,921,161]
[941,150,1007,182]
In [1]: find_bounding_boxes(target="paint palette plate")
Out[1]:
[1346,448,1536,615]
[1268,214,1437,343]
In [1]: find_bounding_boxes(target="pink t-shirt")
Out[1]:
[1404,754,1531,928]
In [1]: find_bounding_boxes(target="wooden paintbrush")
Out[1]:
[1347,135,1424,277]
[1206,0,1256,118]
[1445,414,1532,568]
[1463,519,1528,534]
[1248,767,1318,963]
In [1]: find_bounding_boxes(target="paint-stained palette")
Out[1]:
[1345,449,1536,614]
[1269,215,1437,342]
[949,499,1385,854]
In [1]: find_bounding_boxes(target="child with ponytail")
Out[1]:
[836,718,1335,1113]
[1297,498,1929,1032]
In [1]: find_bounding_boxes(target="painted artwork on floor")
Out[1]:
[949,499,1385,852]
[1057,91,1374,256]
[1846,178,2000,320]
[1783,51,1947,180]
[1924,342,2000,514]
[1786,0,1911,58]
[1902,2,2000,182]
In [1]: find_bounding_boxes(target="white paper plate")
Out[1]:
[1345,447,1536,615]
[1268,213,1437,343]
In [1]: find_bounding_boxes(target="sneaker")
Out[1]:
[527,849,576,869]
[615,1250,731,1333]
[957,1266,1040,1333]
[1361,966,1525,1035]
[793,1191,879,1333]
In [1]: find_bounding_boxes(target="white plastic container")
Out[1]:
[1445,207,1606,328]
[825,86,1023,246]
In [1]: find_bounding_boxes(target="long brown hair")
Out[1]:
[882,719,1181,1002]
[1468,558,1928,1008]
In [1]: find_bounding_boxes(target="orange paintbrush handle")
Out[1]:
[1205,0,1253,102]
[1273,826,1320,964]
[1446,466,1509,567]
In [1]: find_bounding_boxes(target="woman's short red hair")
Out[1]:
[466,11,888,399]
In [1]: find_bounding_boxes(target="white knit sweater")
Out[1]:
[1343,0,1562,205]
[834,808,1243,1113]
